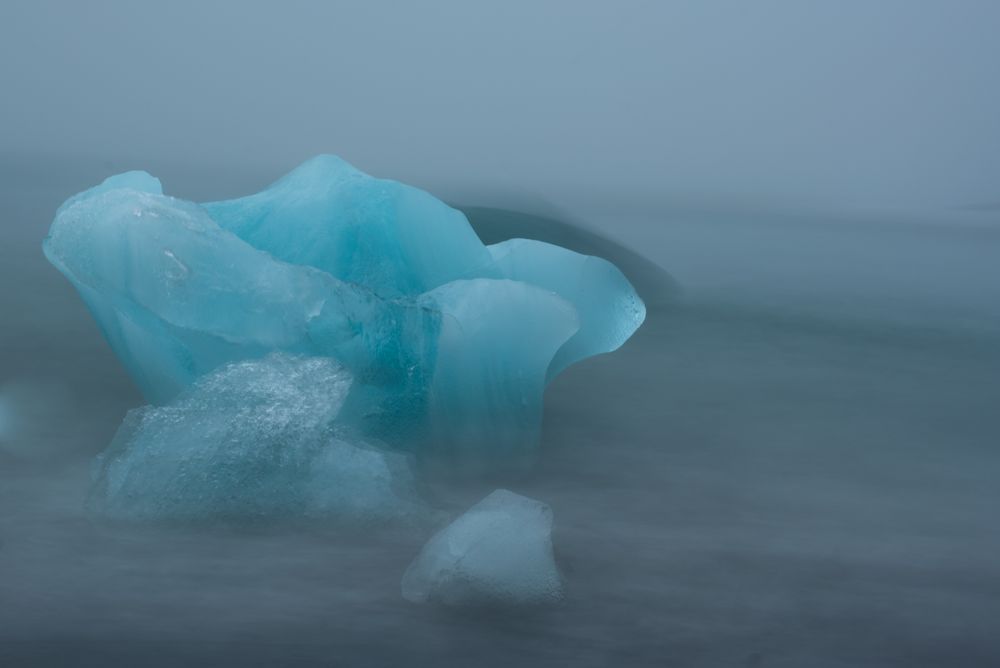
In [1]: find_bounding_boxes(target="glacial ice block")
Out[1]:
[89,354,425,523]
[401,489,564,605]
[44,156,646,456]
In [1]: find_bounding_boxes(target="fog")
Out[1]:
[3,1,1000,214]
[1,2,999,667]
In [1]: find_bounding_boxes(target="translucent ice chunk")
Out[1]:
[44,156,646,458]
[401,489,564,606]
[421,279,578,459]
[488,238,647,378]
[89,354,425,523]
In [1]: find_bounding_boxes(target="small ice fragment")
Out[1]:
[401,489,564,606]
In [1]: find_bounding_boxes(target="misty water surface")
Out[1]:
[2,2,999,666]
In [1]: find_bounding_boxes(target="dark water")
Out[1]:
[2,168,999,667]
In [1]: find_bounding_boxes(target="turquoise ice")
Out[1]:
[204,156,495,298]
[43,156,645,458]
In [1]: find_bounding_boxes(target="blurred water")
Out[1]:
[1,165,999,667]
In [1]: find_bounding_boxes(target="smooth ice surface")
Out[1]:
[421,279,578,458]
[401,489,564,606]
[89,354,425,523]
[488,238,647,379]
[204,155,496,298]
[43,156,645,455]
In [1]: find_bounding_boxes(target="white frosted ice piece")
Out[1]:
[89,354,424,523]
[401,489,564,606]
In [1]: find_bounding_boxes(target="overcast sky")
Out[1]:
[2,1,998,216]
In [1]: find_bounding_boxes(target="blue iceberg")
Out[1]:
[44,156,645,459]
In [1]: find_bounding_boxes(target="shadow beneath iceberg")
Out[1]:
[457,205,679,309]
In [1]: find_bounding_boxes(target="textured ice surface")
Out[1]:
[402,489,564,606]
[89,354,425,523]
[44,156,645,456]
